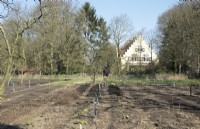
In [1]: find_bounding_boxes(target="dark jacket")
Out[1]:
[103,67,110,76]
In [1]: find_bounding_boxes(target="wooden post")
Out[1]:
[39,70,41,86]
[173,82,175,89]
[13,82,15,92]
[93,98,97,118]
[29,80,31,88]
[190,86,192,96]
[9,80,15,92]
[79,124,82,129]
[99,84,101,97]
[95,94,99,105]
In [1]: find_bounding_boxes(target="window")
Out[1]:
[135,46,145,52]
[142,48,145,52]
[131,54,139,61]
[141,57,145,61]
[149,57,152,61]
[132,57,137,61]
[143,54,150,62]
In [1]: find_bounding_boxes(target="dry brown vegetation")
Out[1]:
[155,74,188,80]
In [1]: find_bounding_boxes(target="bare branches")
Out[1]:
[109,14,133,46]
[0,0,14,19]
[0,0,43,21]
[0,0,46,95]
[109,14,134,73]
[19,0,45,35]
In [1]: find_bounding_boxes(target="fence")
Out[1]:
[0,73,197,87]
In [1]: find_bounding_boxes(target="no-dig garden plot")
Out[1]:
[0,83,200,129]
[91,85,200,129]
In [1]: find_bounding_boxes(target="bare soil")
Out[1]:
[0,80,200,129]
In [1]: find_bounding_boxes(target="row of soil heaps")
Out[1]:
[87,84,122,97]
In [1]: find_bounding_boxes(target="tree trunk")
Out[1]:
[116,44,121,74]
[179,63,182,74]
[174,61,177,73]
[50,42,54,74]
[93,72,96,84]
[66,65,69,75]
[0,57,12,95]
[21,69,24,84]
[92,62,96,84]
[0,26,13,96]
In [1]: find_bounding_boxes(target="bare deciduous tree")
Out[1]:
[109,14,133,73]
[0,0,45,96]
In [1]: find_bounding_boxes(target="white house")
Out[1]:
[120,35,157,70]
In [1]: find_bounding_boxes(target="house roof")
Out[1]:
[119,37,136,56]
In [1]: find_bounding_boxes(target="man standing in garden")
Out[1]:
[103,66,110,87]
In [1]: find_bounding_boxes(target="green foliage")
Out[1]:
[74,108,88,118]
[74,120,88,125]
[79,108,88,116]
[25,120,33,126]
[158,2,200,76]
[81,2,115,82]
[122,114,129,120]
